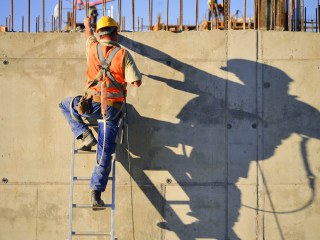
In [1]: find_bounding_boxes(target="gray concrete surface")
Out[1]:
[0,30,319,240]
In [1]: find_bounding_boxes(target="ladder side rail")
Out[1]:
[68,134,76,240]
[111,155,116,240]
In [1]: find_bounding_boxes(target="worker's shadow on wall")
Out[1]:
[117,35,319,240]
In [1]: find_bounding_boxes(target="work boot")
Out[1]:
[91,190,105,211]
[78,129,97,151]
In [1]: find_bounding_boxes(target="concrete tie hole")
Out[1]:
[2,178,8,184]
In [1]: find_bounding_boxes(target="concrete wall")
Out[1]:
[0,30,319,240]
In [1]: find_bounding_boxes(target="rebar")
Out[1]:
[9,15,11,31]
[43,0,45,32]
[180,0,183,31]
[258,0,260,29]
[273,0,276,30]
[85,0,88,17]
[141,17,143,32]
[22,16,24,32]
[138,16,139,32]
[244,0,246,30]
[59,0,61,31]
[61,0,63,31]
[28,0,30,32]
[103,0,105,16]
[304,6,306,31]
[151,0,153,30]
[11,0,13,31]
[149,0,151,30]
[211,0,213,30]
[167,0,169,31]
[196,0,198,31]
[118,0,121,31]
[73,0,75,31]
[132,0,134,32]
[316,7,318,32]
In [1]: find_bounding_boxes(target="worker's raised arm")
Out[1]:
[84,17,93,39]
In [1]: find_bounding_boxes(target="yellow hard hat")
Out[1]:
[96,16,119,33]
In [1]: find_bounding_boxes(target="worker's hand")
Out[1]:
[131,80,142,87]
[84,17,91,29]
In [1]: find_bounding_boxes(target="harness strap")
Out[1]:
[97,44,126,97]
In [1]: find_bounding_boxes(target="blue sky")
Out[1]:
[0,0,318,32]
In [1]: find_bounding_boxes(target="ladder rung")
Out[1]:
[72,231,110,236]
[74,150,96,154]
[72,204,112,208]
[73,177,112,181]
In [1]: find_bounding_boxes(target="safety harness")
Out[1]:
[70,43,126,123]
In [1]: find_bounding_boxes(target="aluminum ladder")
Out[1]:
[68,126,117,240]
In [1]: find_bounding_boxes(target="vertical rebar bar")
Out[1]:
[138,16,139,32]
[141,18,143,32]
[318,0,320,32]
[6,17,8,29]
[59,0,61,31]
[35,17,37,32]
[124,16,125,31]
[301,0,304,31]
[38,15,40,32]
[103,0,106,16]
[258,0,260,29]
[196,0,198,31]
[318,4,320,32]
[54,15,56,32]
[22,16,24,32]
[304,6,306,31]
[180,0,183,31]
[118,0,120,31]
[254,0,256,29]
[11,0,13,31]
[274,0,276,30]
[211,0,213,30]
[132,0,135,32]
[9,15,11,32]
[61,0,63,31]
[149,0,151,30]
[85,0,88,17]
[43,0,45,32]
[72,0,75,31]
[244,0,246,30]
[52,15,53,32]
[28,0,30,32]
[316,8,318,32]
[75,0,77,30]
[151,0,153,30]
[167,0,169,31]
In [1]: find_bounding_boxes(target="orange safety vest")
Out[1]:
[85,42,127,102]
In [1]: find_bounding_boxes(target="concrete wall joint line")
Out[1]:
[225,29,229,240]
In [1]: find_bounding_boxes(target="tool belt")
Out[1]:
[76,94,122,115]
[91,95,122,109]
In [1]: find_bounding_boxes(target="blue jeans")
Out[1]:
[59,96,122,192]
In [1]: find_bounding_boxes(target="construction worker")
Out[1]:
[59,16,142,208]
[208,0,224,20]
[89,6,98,30]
